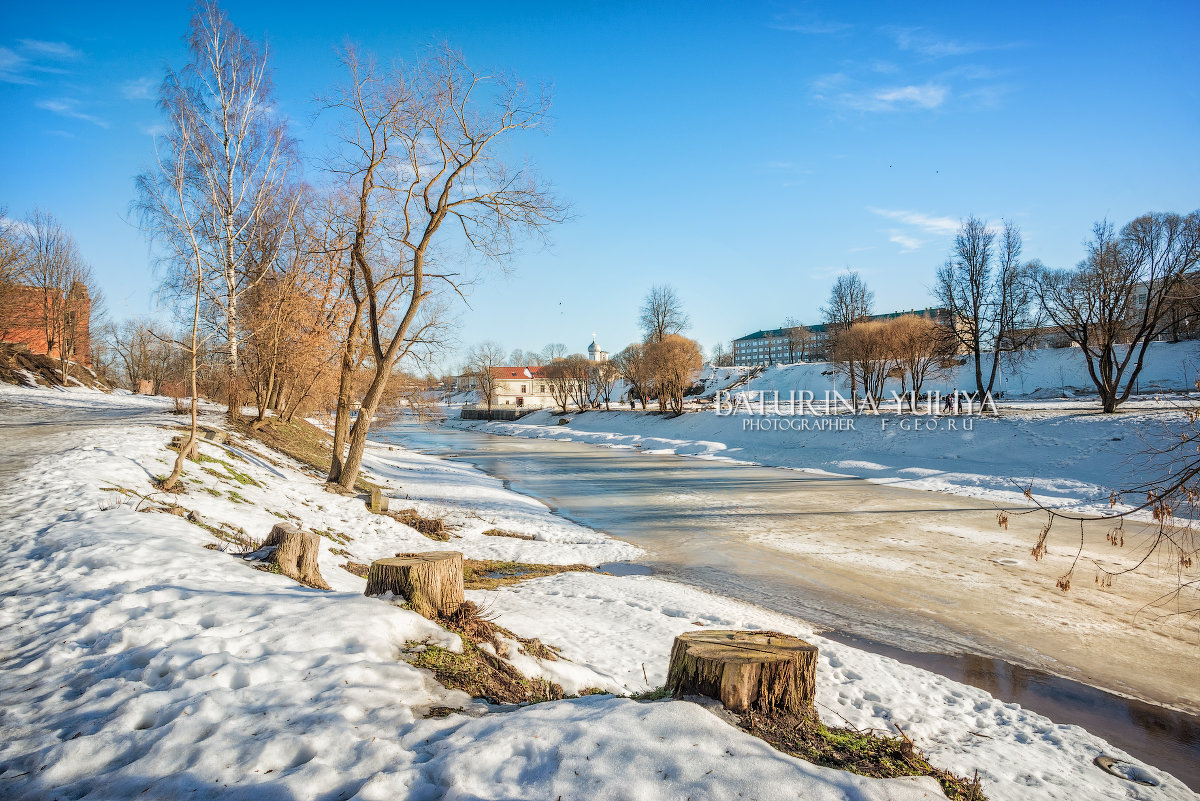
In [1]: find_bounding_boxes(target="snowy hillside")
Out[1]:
[1,385,1194,800]
[732,340,1200,400]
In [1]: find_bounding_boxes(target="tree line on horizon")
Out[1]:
[465,284,703,416]
[720,211,1200,415]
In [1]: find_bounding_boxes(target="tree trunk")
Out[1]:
[263,522,330,589]
[364,551,464,619]
[666,630,817,715]
[328,306,364,485]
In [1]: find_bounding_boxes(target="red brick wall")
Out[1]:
[0,284,92,366]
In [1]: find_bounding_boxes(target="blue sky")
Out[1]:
[2,1,1198,369]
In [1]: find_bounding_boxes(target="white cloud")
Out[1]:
[0,46,34,84]
[36,98,108,128]
[1,38,81,84]
[820,81,949,112]
[884,27,1021,59]
[771,12,851,35]
[888,230,924,252]
[121,77,156,101]
[871,84,947,109]
[18,39,82,60]
[868,207,959,236]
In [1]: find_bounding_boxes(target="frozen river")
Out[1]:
[378,420,1200,790]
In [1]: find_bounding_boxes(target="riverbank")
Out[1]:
[0,384,1194,800]
[445,400,1190,515]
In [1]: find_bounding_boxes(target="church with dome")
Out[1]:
[587,334,608,362]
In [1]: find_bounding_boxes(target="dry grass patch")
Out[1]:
[463,558,594,590]
[481,528,536,541]
[389,508,452,541]
[742,711,986,800]
[407,600,565,705]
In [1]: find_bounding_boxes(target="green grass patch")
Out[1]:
[234,415,378,494]
[629,685,670,701]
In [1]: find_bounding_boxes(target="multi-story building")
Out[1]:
[0,281,92,366]
[731,307,952,366]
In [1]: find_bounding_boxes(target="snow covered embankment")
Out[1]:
[451,342,1200,513]
[0,385,953,801]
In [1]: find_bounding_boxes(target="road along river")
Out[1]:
[377,421,1200,790]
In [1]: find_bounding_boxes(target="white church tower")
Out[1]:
[587,333,608,362]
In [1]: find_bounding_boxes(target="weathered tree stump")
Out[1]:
[666,630,817,715]
[370,487,389,514]
[263,522,330,590]
[365,551,464,619]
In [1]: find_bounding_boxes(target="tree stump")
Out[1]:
[364,551,464,619]
[263,523,330,590]
[370,487,389,514]
[666,630,817,715]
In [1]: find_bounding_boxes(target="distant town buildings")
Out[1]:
[732,307,952,367]
[455,336,605,408]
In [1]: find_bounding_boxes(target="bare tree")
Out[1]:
[936,217,1039,396]
[22,210,98,384]
[783,316,812,363]
[639,284,690,344]
[833,320,892,403]
[889,314,951,404]
[1036,213,1200,413]
[508,347,540,366]
[614,343,653,409]
[594,359,621,410]
[320,45,565,491]
[821,271,873,401]
[647,334,702,413]
[543,358,574,414]
[709,341,733,367]
[540,342,567,362]
[164,2,299,416]
[105,317,181,391]
[465,341,506,418]
[134,39,243,489]
[0,207,30,343]
[556,354,591,412]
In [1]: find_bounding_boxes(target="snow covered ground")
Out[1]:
[0,384,1194,800]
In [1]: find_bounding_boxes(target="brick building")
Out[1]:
[0,282,92,366]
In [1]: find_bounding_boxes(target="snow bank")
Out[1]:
[478,571,1196,801]
[734,340,1200,400]
[0,385,945,801]
[449,399,1188,514]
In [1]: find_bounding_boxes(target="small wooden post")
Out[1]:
[365,551,464,619]
[666,630,817,715]
[370,487,389,514]
[263,522,330,590]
